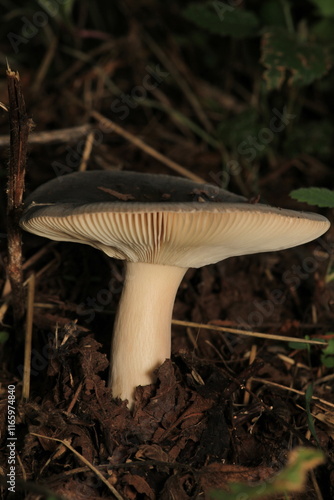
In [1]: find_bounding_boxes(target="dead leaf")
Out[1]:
[98,186,135,200]
[199,463,275,495]
[160,473,194,499]
[122,473,155,500]
[135,444,169,462]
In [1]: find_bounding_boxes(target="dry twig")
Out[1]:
[90,109,206,182]
[6,66,33,323]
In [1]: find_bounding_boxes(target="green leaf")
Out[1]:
[288,341,309,350]
[290,187,334,207]
[321,338,334,367]
[209,447,324,499]
[59,0,77,21]
[322,337,334,354]
[309,0,334,17]
[305,384,320,447]
[259,0,286,28]
[216,109,262,150]
[183,2,259,39]
[0,331,9,344]
[312,18,334,42]
[261,28,330,90]
[274,448,324,490]
[38,0,75,22]
[322,356,334,368]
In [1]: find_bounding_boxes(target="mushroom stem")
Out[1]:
[110,261,187,406]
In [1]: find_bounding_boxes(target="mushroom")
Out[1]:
[20,170,330,406]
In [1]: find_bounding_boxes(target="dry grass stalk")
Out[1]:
[30,433,124,500]
[22,273,35,401]
[172,319,328,346]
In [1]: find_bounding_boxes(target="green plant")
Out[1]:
[290,187,334,207]
[183,2,259,39]
[320,338,334,367]
[183,1,332,90]
[0,331,9,344]
[209,447,324,500]
[305,383,321,447]
[288,336,332,369]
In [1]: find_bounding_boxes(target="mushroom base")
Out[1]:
[110,261,187,406]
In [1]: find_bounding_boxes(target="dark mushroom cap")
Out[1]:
[20,171,330,268]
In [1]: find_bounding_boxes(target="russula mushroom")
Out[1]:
[20,171,330,406]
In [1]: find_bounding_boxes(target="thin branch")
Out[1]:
[90,109,206,183]
[6,66,33,322]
